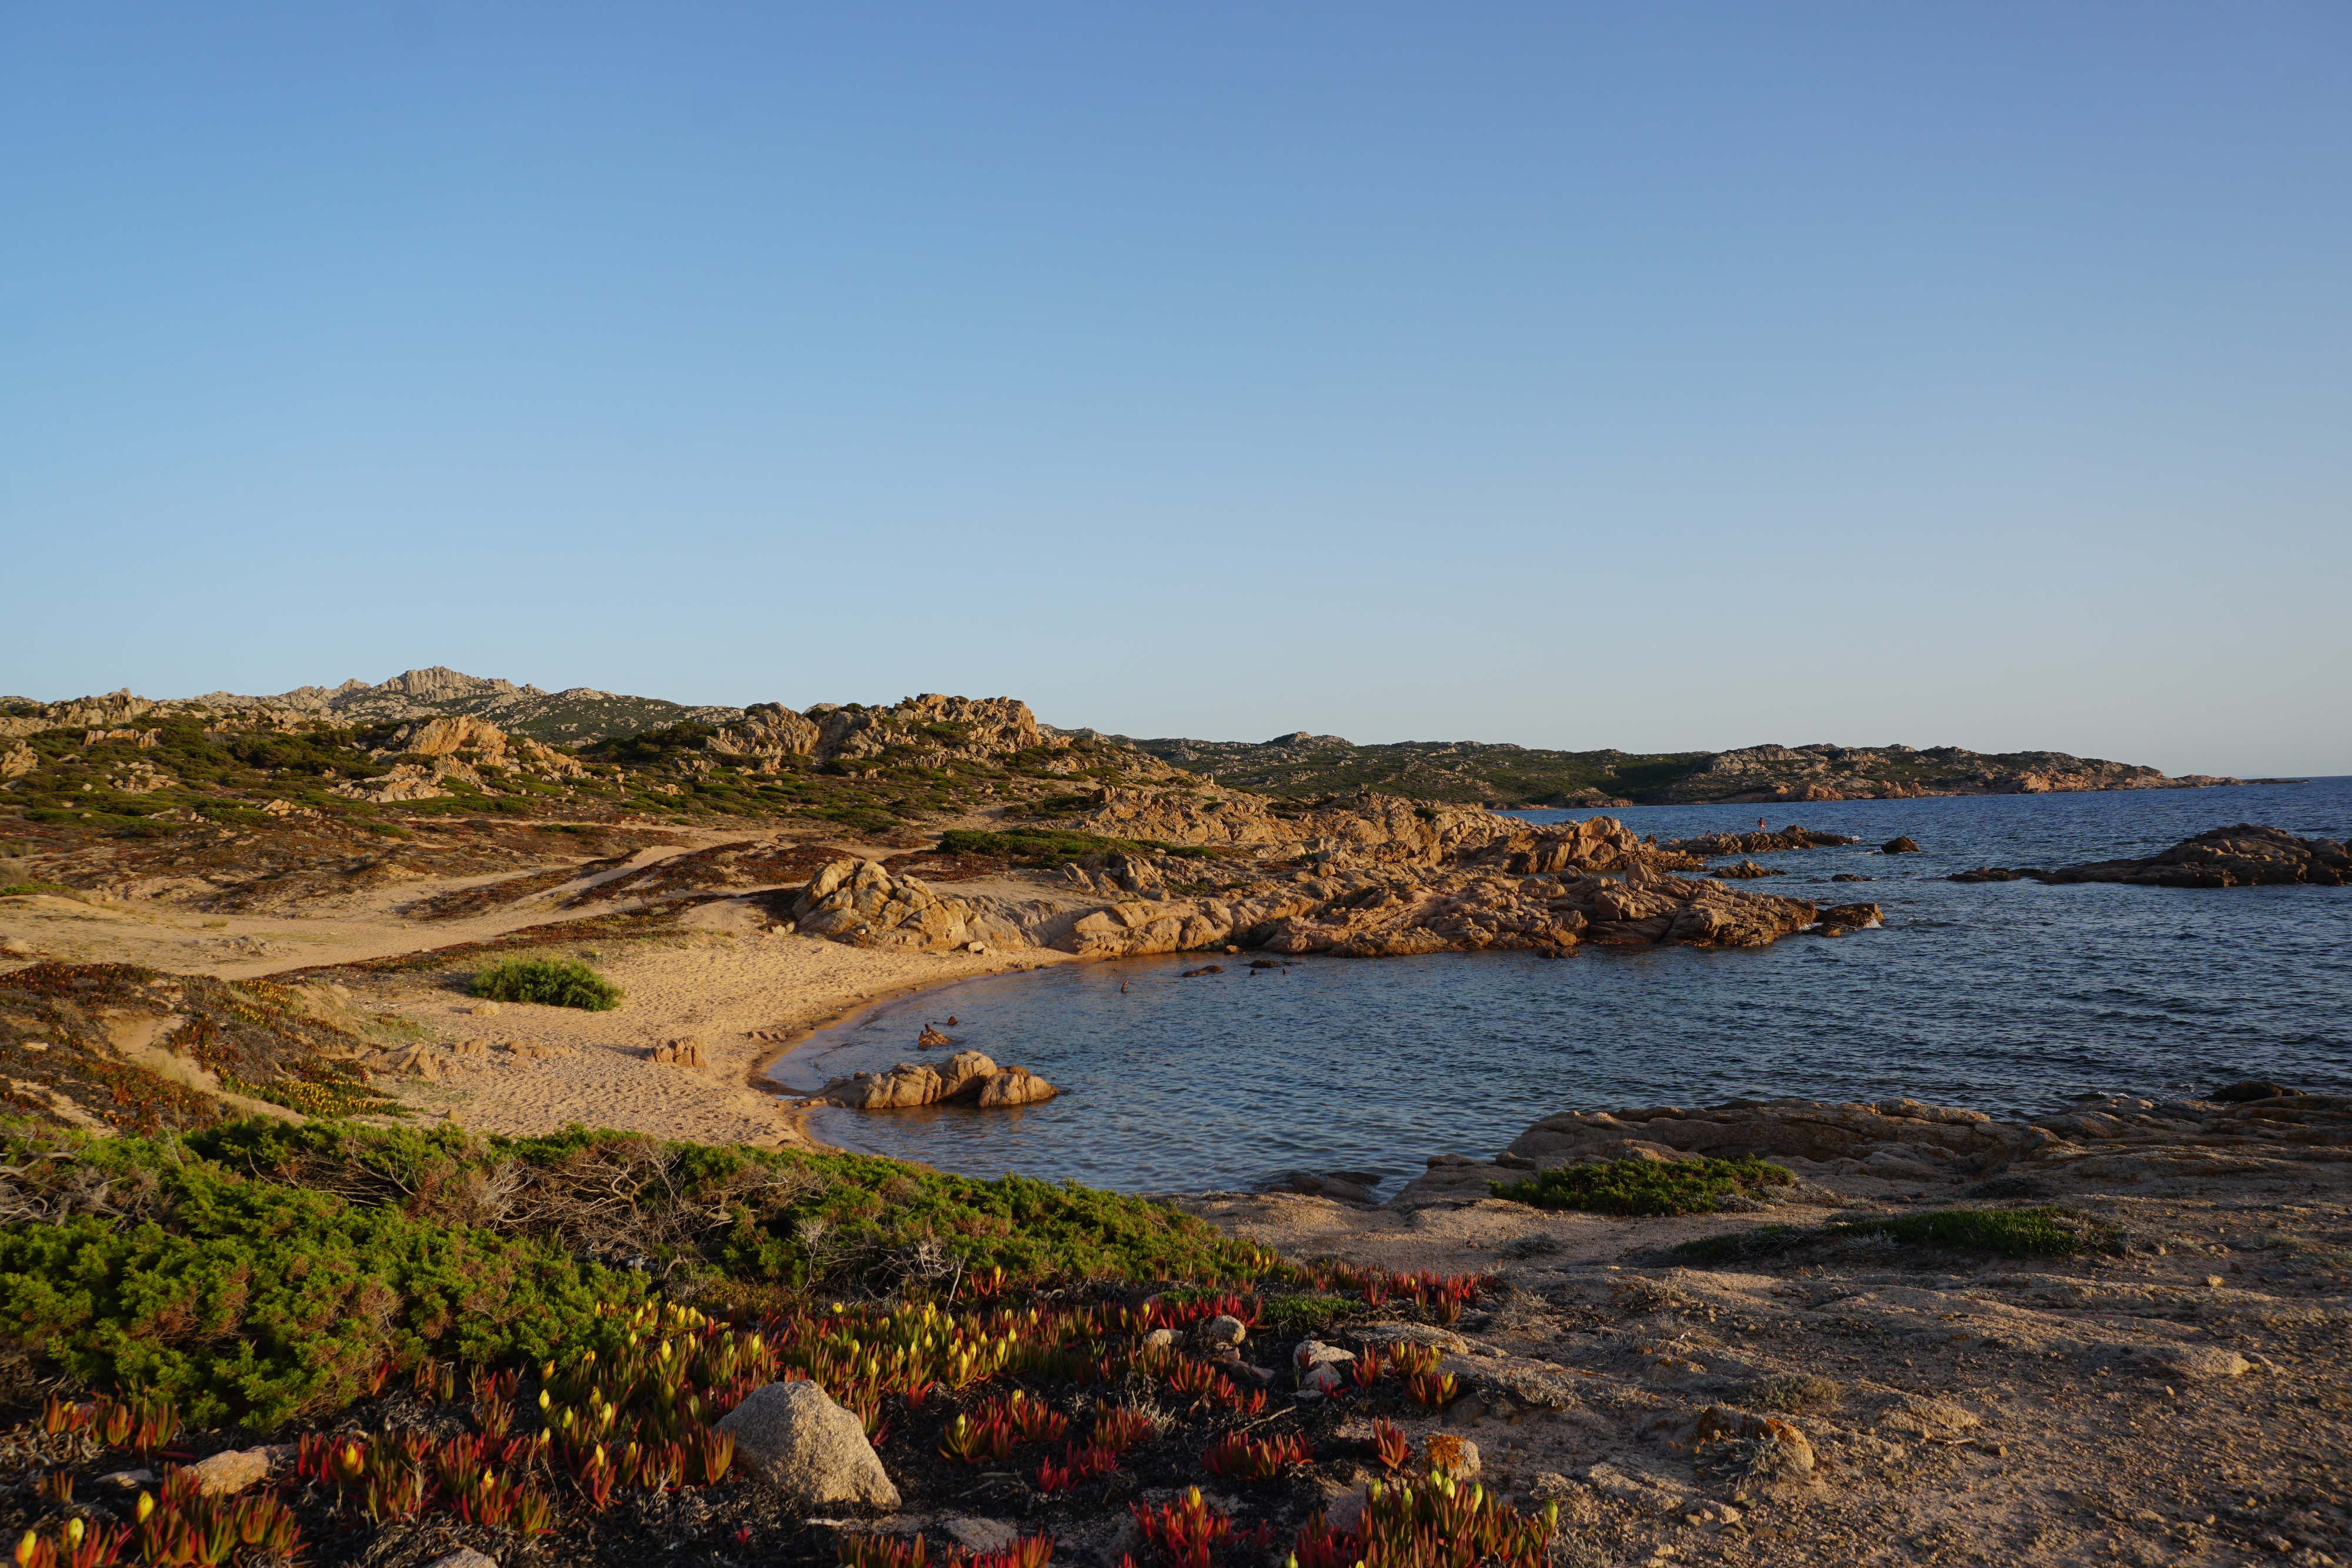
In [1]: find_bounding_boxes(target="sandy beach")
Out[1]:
[0,830,1077,1149]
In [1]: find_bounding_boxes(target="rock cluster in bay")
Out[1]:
[805,1049,1057,1111]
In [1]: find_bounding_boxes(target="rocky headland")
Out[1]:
[1113,728,2243,808]
[780,797,1859,960]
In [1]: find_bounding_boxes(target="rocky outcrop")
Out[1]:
[2044,825,2351,888]
[1395,1085,2352,1207]
[776,810,1826,962]
[325,715,585,804]
[1063,862,1818,960]
[790,858,1028,951]
[1660,827,1858,858]
[806,1049,1057,1111]
[1076,790,1667,875]
[705,694,1106,771]
[1705,861,1783,880]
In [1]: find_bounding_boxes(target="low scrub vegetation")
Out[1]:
[1491,1155,1795,1216]
[469,957,623,1011]
[1670,1204,2116,1264]
[935,827,1222,866]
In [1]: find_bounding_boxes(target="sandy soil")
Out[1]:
[1170,1160,2352,1567]
[0,831,1075,1148]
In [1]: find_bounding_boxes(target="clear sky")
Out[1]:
[3,4,2346,776]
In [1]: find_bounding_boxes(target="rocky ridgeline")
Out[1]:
[1397,1086,2352,1207]
[695,693,1175,779]
[1644,742,2239,805]
[784,800,1879,959]
[0,668,742,745]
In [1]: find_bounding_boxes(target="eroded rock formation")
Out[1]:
[806,1049,1058,1110]
[789,858,1028,951]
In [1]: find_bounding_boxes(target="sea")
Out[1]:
[769,780,2351,1198]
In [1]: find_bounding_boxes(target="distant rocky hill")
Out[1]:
[1,670,2239,809]
[1,667,741,745]
[1118,732,2239,806]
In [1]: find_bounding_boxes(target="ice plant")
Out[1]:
[1036,1442,1118,1493]
[1091,1405,1155,1453]
[1130,1488,1232,1568]
[1201,1430,1312,1481]
[1371,1418,1412,1473]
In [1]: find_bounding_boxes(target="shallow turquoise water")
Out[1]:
[771,780,2351,1196]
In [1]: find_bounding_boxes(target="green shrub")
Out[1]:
[0,1128,642,1426]
[1669,1225,1810,1263]
[1491,1156,1795,1217]
[470,957,623,1011]
[936,828,1222,866]
[1262,1293,1360,1335]
[0,1116,1274,1429]
[1671,1205,2114,1265]
[1833,1206,2110,1258]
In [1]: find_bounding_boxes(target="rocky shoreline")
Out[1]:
[1178,1084,2352,1565]
[783,800,1876,959]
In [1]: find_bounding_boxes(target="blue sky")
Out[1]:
[3,2,2346,775]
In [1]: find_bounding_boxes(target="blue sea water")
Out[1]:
[769,780,2352,1197]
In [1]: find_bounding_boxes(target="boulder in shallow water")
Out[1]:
[811,1049,1058,1111]
[2046,824,2351,888]
[1881,836,1922,854]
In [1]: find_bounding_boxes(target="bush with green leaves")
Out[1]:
[1491,1156,1795,1216]
[1671,1205,2116,1265]
[935,828,1222,867]
[469,957,623,1011]
[0,1117,1269,1427]
[0,1126,642,1426]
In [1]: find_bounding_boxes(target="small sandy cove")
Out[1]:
[0,831,1075,1149]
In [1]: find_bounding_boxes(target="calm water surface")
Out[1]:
[771,781,2352,1196]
